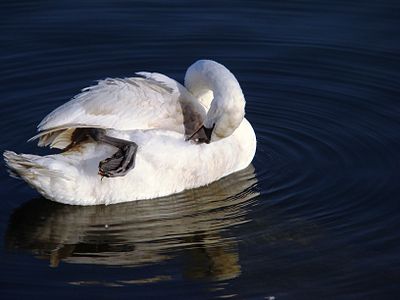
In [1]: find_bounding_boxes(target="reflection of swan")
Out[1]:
[6,165,259,282]
[3,60,257,205]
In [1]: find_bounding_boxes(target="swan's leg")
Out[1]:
[88,129,138,178]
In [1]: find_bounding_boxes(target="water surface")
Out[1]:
[1,0,400,299]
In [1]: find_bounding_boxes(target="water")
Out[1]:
[1,0,400,298]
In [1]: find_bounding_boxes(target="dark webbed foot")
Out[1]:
[87,129,138,178]
[98,149,124,177]
[98,144,137,178]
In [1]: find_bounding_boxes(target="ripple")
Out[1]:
[2,0,400,298]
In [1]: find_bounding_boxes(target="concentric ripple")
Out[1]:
[1,0,400,299]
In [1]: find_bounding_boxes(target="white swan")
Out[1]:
[4,60,257,205]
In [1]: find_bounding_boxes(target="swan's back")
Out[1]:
[33,73,206,149]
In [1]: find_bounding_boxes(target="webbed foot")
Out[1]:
[98,144,137,178]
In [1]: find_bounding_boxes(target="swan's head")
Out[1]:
[202,93,245,142]
[185,60,246,143]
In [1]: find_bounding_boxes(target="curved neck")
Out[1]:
[184,60,246,141]
[184,60,244,109]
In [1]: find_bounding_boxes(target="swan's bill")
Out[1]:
[186,124,214,144]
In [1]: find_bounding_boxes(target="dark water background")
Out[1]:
[1,0,400,299]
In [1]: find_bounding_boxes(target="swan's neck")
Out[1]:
[184,60,245,141]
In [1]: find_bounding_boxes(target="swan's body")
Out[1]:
[4,60,257,205]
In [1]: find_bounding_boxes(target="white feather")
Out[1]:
[4,60,257,205]
[36,75,205,140]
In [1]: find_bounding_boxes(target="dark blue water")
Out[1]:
[1,0,400,299]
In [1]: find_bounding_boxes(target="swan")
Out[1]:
[4,60,257,205]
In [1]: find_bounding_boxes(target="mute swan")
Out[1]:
[4,60,257,205]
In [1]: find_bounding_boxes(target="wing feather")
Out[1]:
[38,76,183,133]
[33,73,206,149]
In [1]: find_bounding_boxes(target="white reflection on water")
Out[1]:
[6,165,259,282]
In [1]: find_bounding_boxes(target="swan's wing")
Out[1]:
[33,73,206,149]
[38,75,183,133]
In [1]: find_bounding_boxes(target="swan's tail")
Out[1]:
[3,150,73,201]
